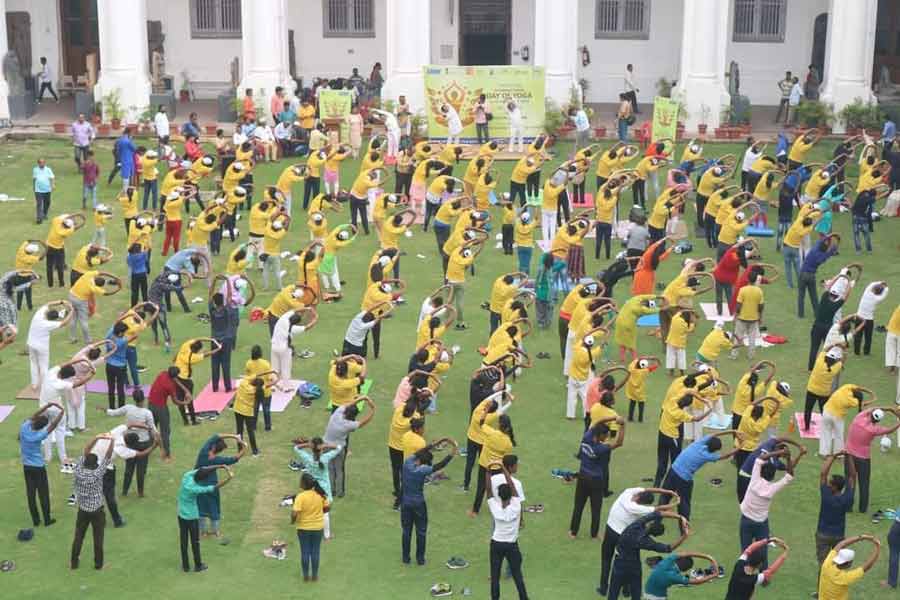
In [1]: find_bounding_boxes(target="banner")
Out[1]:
[651,96,679,143]
[422,65,546,141]
[318,89,353,142]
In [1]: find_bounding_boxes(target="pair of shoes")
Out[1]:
[430,583,452,597]
[454,322,467,330]
[298,349,314,359]
[524,504,544,513]
[288,460,302,472]
[536,351,550,359]
[67,494,76,506]
[194,563,208,572]
[60,463,75,474]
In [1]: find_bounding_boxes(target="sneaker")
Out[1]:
[137,365,148,373]
[64,430,74,438]
[430,583,452,597]
[446,557,469,569]
[454,322,467,331]
[288,461,302,472]
[67,494,76,506]
[298,349,315,359]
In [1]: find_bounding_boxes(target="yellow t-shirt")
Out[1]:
[467,399,501,445]
[141,155,159,181]
[401,430,427,459]
[569,344,597,381]
[817,549,864,600]
[736,285,764,321]
[72,245,101,273]
[542,181,565,212]
[276,166,305,195]
[479,424,513,468]
[594,190,617,224]
[698,329,733,361]
[665,313,694,349]
[659,402,692,438]
[788,137,814,163]
[589,402,619,431]
[514,221,535,247]
[388,404,417,450]
[46,217,74,250]
[808,353,842,396]
[823,385,860,418]
[174,340,203,379]
[737,406,771,450]
[446,250,474,284]
[292,490,329,530]
[233,378,258,417]
[625,360,651,402]
[69,270,105,301]
[731,372,765,416]
[888,306,900,336]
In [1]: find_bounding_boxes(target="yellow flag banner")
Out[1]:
[651,96,679,143]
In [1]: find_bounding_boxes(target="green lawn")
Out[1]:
[0,135,899,599]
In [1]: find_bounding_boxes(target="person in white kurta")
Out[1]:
[442,104,463,144]
[271,310,309,386]
[39,366,75,469]
[371,108,401,159]
[26,304,70,391]
[506,101,525,153]
[66,344,106,431]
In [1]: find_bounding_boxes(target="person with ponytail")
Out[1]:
[292,472,330,581]
[292,437,341,539]
[471,411,516,517]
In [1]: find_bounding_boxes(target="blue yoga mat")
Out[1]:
[746,225,775,237]
[637,314,660,327]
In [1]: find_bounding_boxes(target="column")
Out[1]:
[533,0,579,106]
[94,0,151,122]
[239,0,292,112]
[675,0,730,132]
[382,0,431,110]
[0,0,10,124]
[820,0,878,133]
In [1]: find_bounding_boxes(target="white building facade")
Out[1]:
[0,0,894,132]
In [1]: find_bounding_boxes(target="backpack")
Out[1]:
[298,382,322,400]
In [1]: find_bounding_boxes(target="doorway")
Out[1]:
[6,12,32,91]
[459,0,511,66]
[811,13,827,83]
[60,0,99,78]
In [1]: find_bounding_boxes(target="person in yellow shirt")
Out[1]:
[69,244,109,286]
[730,360,773,429]
[514,211,537,275]
[446,245,478,330]
[349,168,385,235]
[732,270,765,360]
[509,154,542,207]
[781,208,823,288]
[696,325,736,366]
[302,149,327,211]
[817,536,880,599]
[401,418,427,459]
[68,270,118,343]
[89,203,112,248]
[647,187,685,242]
[592,182,619,260]
[275,164,306,216]
[788,129,821,170]
[45,213,82,288]
[463,155,491,197]
[567,333,602,420]
[820,384,873,457]
[632,155,666,208]
[327,355,365,410]
[625,356,659,423]
[804,345,846,432]
[172,337,221,424]
[887,305,900,374]
[655,393,710,486]
[291,472,330,581]
[717,205,751,256]
[318,224,356,301]
[665,309,696,376]
[323,144,351,197]
[13,240,46,310]
[140,149,159,210]
[471,411,516,516]
[541,177,567,242]
[160,191,184,256]
[736,402,775,461]
[118,186,139,236]
[261,214,289,290]
[423,174,456,232]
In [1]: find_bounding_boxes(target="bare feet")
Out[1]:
[467,510,477,518]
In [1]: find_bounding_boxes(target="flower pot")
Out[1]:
[92,114,102,125]
[110,118,121,130]
[205,124,218,135]
[594,126,607,138]
[179,89,191,103]
[714,128,728,139]
[698,124,708,135]
[52,123,67,134]
[98,124,111,136]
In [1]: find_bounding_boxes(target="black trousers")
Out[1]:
[695,194,708,229]
[463,439,482,490]
[556,190,571,225]
[632,179,646,208]
[46,247,65,288]
[389,446,404,507]
[38,81,59,101]
[472,465,502,514]
[599,525,620,594]
[423,201,439,231]
[737,473,752,504]
[490,540,529,600]
[102,467,124,526]
[851,455,872,513]
[804,391,828,431]
[123,455,149,496]
[105,364,127,409]
[854,319,875,356]
[150,403,171,456]
[661,469,694,522]
[254,393,272,431]
[176,377,197,425]
[654,432,681,487]
[16,285,33,310]
[595,223,612,259]
[572,181,585,206]
[510,181,527,207]
[303,177,320,210]
[525,171,540,199]
[210,340,233,392]
[395,173,412,196]
[235,412,258,453]
[130,273,148,306]
[569,474,605,537]
[367,321,383,359]
[808,322,831,371]
[501,224,514,254]
[350,196,370,234]
[178,516,202,570]
[704,214,717,248]
[71,508,105,569]
[558,316,569,359]
[23,465,51,526]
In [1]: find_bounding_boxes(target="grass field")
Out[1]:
[0,135,899,600]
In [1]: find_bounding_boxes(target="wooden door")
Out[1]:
[60,0,99,77]
[6,11,31,88]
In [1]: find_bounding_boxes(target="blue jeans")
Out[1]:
[142,179,159,210]
[775,218,791,250]
[125,346,140,387]
[297,529,323,578]
[516,246,533,275]
[400,502,428,564]
[888,520,900,587]
[739,515,770,569]
[782,245,801,288]
[82,184,97,209]
[853,216,872,252]
[617,119,629,142]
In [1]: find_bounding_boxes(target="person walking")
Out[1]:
[70,434,115,570]
[400,443,456,566]
[32,158,55,225]
[71,114,95,168]
[487,461,530,600]
[35,57,58,103]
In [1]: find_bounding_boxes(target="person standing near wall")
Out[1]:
[624,64,640,114]
[35,57,59,103]
[775,71,793,124]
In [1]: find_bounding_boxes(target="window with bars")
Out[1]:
[323,0,375,38]
[594,0,650,40]
[190,0,241,38]
[733,0,787,43]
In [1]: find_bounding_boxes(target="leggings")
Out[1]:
[122,455,148,496]
[695,194,708,229]
[130,273,148,306]
[254,393,272,431]
[654,432,681,487]
[235,413,258,453]
[594,223,612,259]
[151,310,172,345]
[472,465,502,514]
[349,196,370,234]
[46,247,65,288]
[298,529,324,578]
[632,179,646,208]
[105,364,127,409]
[178,517,202,570]
[16,286,33,310]
[303,177,320,210]
[572,181,585,206]
[389,446,404,506]
[557,190,571,225]
[462,439,482,490]
[803,391,827,431]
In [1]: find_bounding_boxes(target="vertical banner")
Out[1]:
[651,96,679,142]
[319,89,353,142]
[422,66,546,141]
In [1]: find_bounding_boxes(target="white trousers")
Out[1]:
[683,407,704,441]
[509,125,524,153]
[819,411,845,456]
[324,512,332,539]
[566,376,590,419]
[283,192,292,217]
[886,332,900,368]
[28,344,49,389]
[65,387,86,430]
[542,210,557,243]
[271,346,292,383]
[262,254,283,290]
[42,419,67,463]
[386,130,400,158]
[563,331,575,377]
[665,345,686,370]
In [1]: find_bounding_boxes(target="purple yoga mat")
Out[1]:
[85,379,151,397]
[0,405,14,423]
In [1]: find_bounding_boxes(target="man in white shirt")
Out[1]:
[506,100,525,153]
[40,365,80,471]
[36,56,58,103]
[153,105,170,149]
[271,310,308,384]
[341,310,380,357]
[486,464,529,600]
[624,64,639,113]
[787,77,803,126]
[371,108,401,158]
[598,487,657,595]
[855,281,889,356]
[27,302,71,391]
[274,120,293,157]
[86,424,154,524]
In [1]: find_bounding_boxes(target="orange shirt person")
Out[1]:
[631,237,674,295]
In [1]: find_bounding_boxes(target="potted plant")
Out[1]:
[410,110,428,143]
[655,77,674,98]
[97,122,111,136]
[179,70,191,103]
[544,98,566,137]
[103,89,124,129]
[697,103,711,135]
[794,100,834,130]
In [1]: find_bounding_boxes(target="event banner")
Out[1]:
[319,89,353,142]
[651,96,679,142]
[422,65,546,141]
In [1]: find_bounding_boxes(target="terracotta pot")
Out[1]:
[205,124,218,135]
[52,123,67,134]
[698,124,708,135]
[179,89,191,103]
[111,118,121,130]
[98,124,111,136]
[594,126,606,138]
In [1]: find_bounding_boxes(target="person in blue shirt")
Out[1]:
[663,432,738,521]
[775,130,789,165]
[569,417,625,539]
[798,235,839,318]
[194,434,246,540]
[112,128,136,190]
[608,511,689,600]
[815,451,856,581]
[644,552,719,599]
[105,321,130,409]
[180,113,200,139]
[399,443,457,566]
[127,243,149,306]
[20,403,64,526]
[163,249,205,313]
[883,117,896,153]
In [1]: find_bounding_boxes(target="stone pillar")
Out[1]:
[533,0,579,106]
[675,0,730,131]
[94,0,151,122]
[0,0,10,124]
[820,0,878,133]
[383,0,430,111]
[239,0,292,114]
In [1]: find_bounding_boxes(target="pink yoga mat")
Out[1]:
[270,380,303,412]
[794,412,821,439]
[192,381,237,413]
[0,405,15,423]
[85,380,151,396]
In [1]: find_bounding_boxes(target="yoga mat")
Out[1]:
[85,379,151,397]
[192,381,237,413]
[572,192,594,208]
[637,314,660,327]
[0,405,15,423]
[359,380,373,396]
[271,380,303,413]
[15,386,39,400]
[746,225,775,237]
[702,414,731,430]
[700,303,734,323]
[794,412,821,439]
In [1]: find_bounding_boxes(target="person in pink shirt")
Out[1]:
[269,87,285,123]
[846,407,900,513]
[739,447,805,568]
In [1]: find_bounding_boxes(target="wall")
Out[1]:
[148,0,240,98]
[8,0,61,84]
[288,0,387,82]
[509,0,534,65]
[576,0,684,103]
[430,0,534,66]
[726,0,829,105]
